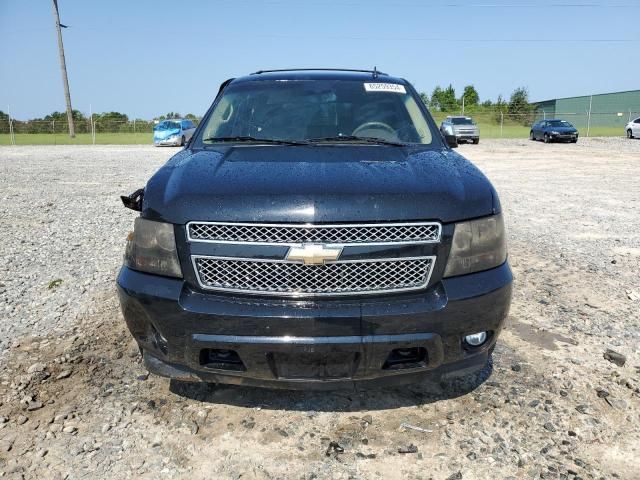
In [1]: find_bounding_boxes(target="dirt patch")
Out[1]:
[509,321,577,351]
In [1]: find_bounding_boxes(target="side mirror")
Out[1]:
[444,134,458,148]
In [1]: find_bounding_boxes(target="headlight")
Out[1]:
[124,218,182,278]
[443,125,454,135]
[551,131,559,134]
[444,214,507,278]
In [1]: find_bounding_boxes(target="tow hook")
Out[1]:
[121,188,144,211]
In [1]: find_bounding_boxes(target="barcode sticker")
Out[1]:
[364,83,406,94]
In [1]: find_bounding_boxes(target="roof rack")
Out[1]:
[251,68,387,77]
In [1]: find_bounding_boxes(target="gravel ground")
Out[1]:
[0,138,638,479]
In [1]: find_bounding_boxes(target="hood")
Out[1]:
[142,145,498,224]
[154,128,181,140]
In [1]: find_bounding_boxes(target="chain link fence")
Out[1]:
[0,118,202,145]
[431,110,639,139]
[1,111,637,145]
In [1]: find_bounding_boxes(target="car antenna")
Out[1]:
[372,66,378,79]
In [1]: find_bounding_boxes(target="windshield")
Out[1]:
[548,120,573,127]
[199,79,434,145]
[156,121,181,130]
[451,117,474,125]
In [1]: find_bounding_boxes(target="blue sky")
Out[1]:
[1,0,638,119]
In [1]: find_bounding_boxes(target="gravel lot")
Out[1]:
[0,138,639,479]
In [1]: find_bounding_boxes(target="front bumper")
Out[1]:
[117,262,512,389]
[549,133,578,142]
[154,136,181,146]
[455,133,479,142]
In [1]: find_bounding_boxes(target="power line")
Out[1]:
[232,33,640,42]
[239,0,640,6]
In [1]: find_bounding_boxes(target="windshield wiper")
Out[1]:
[202,136,309,146]
[307,135,406,146]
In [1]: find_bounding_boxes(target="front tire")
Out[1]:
[544,133,550,143]
[180,135,186,146]
[530,131,535,141]
[472,138,479,145]
[628,129,634,139]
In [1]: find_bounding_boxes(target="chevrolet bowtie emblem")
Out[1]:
[286,244,343,265]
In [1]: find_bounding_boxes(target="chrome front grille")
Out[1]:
[192,256,435,297]
[187,222,441,245]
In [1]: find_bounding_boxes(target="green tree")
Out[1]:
[43,110,88,133]
[440,84,458,111]
[508,87,534,125]
[429,86,444,110]
[418,92,429,107]
[508,87,531,114]
[430,84,458,112]
[461,85,479,108]
[493,95,508,123]
[95,111,129,132]
[44,110,86,122]
[0,111,9,134]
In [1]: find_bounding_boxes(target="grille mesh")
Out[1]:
[193,257,434,296]
[188,222,440,244]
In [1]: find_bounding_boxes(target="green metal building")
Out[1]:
[533,90,640,132]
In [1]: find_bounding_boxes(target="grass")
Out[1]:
[0,132,152,145]
[0,127,626,146]
[47,278,63,289]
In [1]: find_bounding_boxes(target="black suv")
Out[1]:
[117,69,512,389]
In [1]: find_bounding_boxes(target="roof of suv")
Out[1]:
[232,68,407,84]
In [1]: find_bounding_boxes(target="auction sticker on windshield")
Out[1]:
[364,83,406,94]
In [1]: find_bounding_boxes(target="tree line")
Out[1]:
[0,111,199,134]
[0,86,536,135]
[420,85,535,124]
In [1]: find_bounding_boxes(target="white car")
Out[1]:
[153,119,197,146]
[626,117,640,139]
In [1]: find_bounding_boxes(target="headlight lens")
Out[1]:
[444,214,507,278]
[124,218,182,278]
[551,130,559,134]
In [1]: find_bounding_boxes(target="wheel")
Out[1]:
[544,133,550,143]
[529,131,535,141]
[628,129,634,139]
[180,135,186,146]
[472,138,479,145]
[572,138,578,143]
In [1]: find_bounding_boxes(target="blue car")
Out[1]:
[530,119,579,143]
[153,119,197,146]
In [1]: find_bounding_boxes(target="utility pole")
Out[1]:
[52,0,75,138]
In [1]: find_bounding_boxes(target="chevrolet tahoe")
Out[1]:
[117,68,513,390]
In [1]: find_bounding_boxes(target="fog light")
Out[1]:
[464,331,488,346]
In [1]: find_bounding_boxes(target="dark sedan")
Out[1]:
[530,119,579,143]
